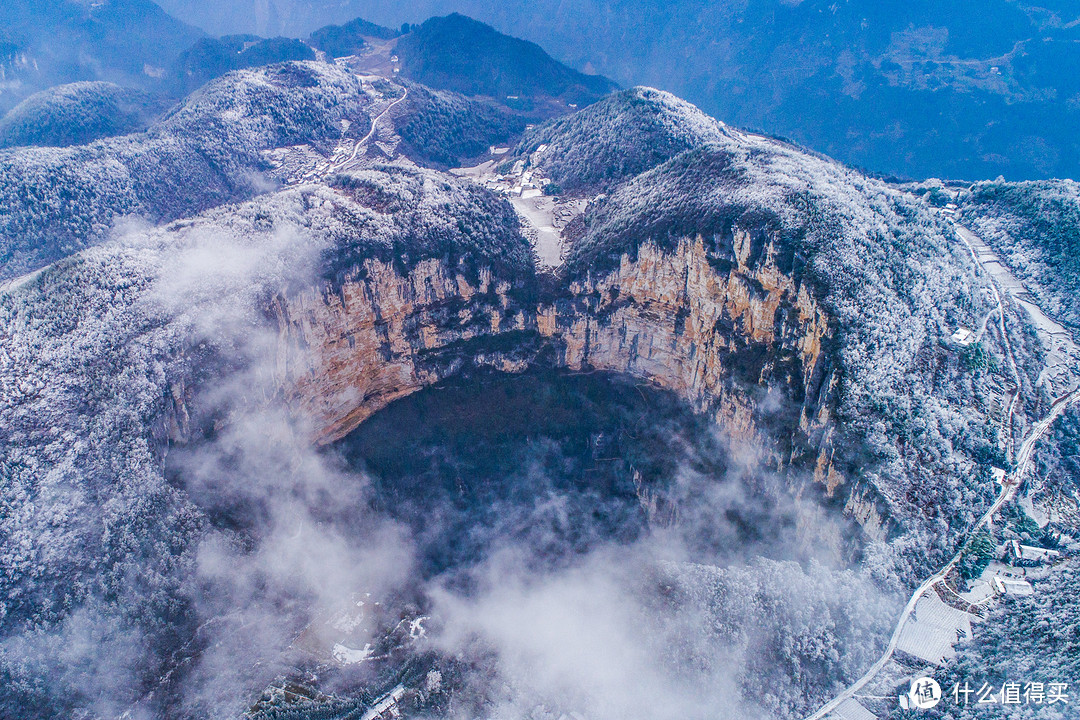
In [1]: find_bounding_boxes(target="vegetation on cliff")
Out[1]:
[0,172,530,717]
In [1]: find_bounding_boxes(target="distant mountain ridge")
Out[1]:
[169,34,316,94]
[0,3,614,140]
[0,0,203,114]
[154,0,1080,181]
[394,14,617,111]
[308,16,400,58]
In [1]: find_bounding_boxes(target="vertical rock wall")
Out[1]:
[272,227,887,537]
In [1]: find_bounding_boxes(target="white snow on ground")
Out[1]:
[510,194,562,268]
[360,685,406,720]
[895,589,975,666]
[332,642,374,665]
[408,616,427,639]
[331,606,365,633]
[452,158,591,270]
[954,224,1080,397]
[263,78,411,186]
[957,577,996,606]
[0,265,47,295]
[833,698,877,720]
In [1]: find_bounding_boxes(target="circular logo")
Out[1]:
[908,677,942,709]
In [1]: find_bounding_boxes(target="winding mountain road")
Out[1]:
[331,85,409,172]
[803,220,1080,720]
[805,385,1080,720]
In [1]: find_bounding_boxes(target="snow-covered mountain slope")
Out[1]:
[514,87,737,192]
[958,179,1080,335]
[0,82,164,149]
[0,169,531,718]
[0,62,372,280]
[0,61,533,282]
[0,73,1050,720]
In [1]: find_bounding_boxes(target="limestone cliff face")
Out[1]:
[271,258,532,444]
[272,226,884,537]
[544,234,834,468]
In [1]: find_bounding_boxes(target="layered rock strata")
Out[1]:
[272,224,880,536]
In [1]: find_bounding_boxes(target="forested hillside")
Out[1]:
[0,82,163,148]
[168,34,316,94]
[0,62,372,280]
[395,14,617,111]
[165,0,1080,180]
[958,180,1080,334]
[514,87,735,192]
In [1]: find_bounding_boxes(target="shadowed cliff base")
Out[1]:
[334,367,845,581]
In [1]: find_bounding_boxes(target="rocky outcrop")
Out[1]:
[272,223,873,534]
[272,257,533,443]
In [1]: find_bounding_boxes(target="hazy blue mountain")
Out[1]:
[168,34,316,94]
[0,0,203,114]
[155,0,391,36]
[156,0,1080,180]
[308,17,400,58]
[395,14,617,111]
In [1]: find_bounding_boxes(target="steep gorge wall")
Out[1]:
[271,227,888,539]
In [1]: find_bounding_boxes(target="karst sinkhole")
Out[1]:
[335,368,812,581]
[161,366,882,717]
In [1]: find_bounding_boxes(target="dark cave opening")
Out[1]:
[158,367,877,719]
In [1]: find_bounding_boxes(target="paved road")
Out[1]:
[803,221,1080,720]
[331,86,409,172]
[804,387,1079,720]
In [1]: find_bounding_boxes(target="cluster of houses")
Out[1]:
[478,144,551,199]
[987,540,1062,597]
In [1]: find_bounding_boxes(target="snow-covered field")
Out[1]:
[954,223,1080,397]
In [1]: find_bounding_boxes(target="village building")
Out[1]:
[1006,539,1060,565]
[951,326,976,346]
[992,576,1034,596]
